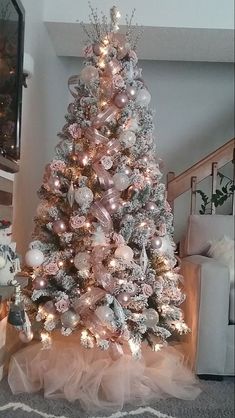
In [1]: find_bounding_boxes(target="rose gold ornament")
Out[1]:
[104,59,121,76]
[48,176,60,191]
[126,85,137,100]
[53,220,67,234]
[144,201,157,211]
[33,277,48,290]
[114,92,129,109]
[77,151,90,166]
[117,292,130,306]
[150,236,162,250]
[43,301,56,314]
[93,43,102,56]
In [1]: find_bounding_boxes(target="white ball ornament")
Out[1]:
[0,256,6,269]
[115,245,134,261]
[74,252,91,271]
[113,173,130,191]
[80,65,99,85]
[136,88,151,107]
[75,187,93,207]
[25,248,44,268]
[95,305,114,324]
[119,130,136,148]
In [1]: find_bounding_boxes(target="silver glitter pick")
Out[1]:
[110,6,121,32]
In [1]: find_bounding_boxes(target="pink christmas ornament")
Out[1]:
[126,85,137,100]
[77,151,90,166]
[145,201,158,211]
[114,92,129,109]
[117,292,130,306]
[104,59,121,76]
[93,43,102,56]
[53,220,67,234]
[48,176,60,192]
[33,277,48,290]
[113,172,130,191]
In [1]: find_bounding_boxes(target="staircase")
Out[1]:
[167,138,235,216]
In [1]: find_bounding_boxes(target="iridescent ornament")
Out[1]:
[25,248,44,267]
[33,277,48,290]
[95,305,114,324]
[53,220,67,234]
[74,252,91,271]
[119,130,136,148]
[67,182,75,207]
[80,65,99,85]
[75,187,93,207]
[115,245,134,261]
[61,309,80,328]
[117,292,130,306]
[114,92,129,109]
[113,172,130,191]
[136,88,151,107]
[126,85,137,100]
[150,236,162,250]
[143,308,159,328]
[19,330,34,343]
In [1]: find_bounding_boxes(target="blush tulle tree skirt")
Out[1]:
[8,336,201,413]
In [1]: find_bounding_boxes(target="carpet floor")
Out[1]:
[0,377,234,418]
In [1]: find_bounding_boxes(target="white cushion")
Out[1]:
[207,236,234,285]
[184,215,234,256]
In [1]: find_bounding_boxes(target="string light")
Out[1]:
[109,259,116,267]
[99,60,105,69]
[154,343,163,352]
[58,261,64,268]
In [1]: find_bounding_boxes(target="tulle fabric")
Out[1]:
[8,334,201,412]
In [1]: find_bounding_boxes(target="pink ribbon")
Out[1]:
[85,127,109,145]
[93,162,114,190]
[90,201,113,232]
[100,188,120,211]
[92,105,119,128]
[68,75,80,98]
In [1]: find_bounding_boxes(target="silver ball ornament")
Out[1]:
[25,248,44,267]
[119,130,136,148]
[75,187,93,207]
[61,309,80,328]
[143,308,159,328]
[151,236,162,249]
[136,88,151,107]
[113,172,130,191]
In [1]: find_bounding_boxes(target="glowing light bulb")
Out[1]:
[58,261,64,268]
[99,60,105,69]
[110,259,116,267]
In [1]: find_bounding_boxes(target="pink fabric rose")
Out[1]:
[44,261,59,275]
[68,123,82,139]
[55,297,70,313]
[142,284,153,298]
[113,75,125,89]
[112,233,125,245]
[50,160,66,172]
[83,44,93,57]
[70,215,86,229]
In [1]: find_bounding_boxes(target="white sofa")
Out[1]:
[180,215,234,376]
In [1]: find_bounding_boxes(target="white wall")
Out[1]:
[13,0,70,255]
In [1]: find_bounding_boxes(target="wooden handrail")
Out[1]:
[167,138,235,203]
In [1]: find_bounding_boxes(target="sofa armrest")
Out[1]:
[181,255,230,375]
